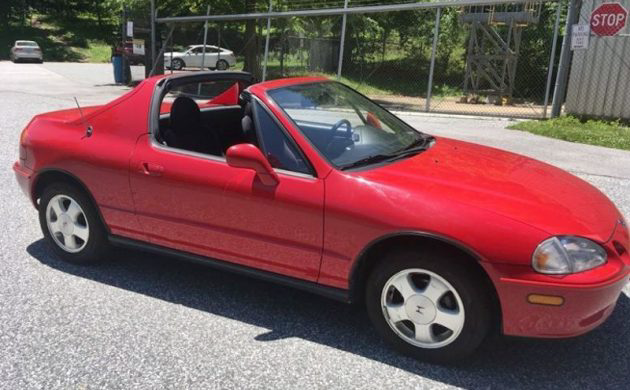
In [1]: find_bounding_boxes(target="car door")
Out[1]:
[199,46,218,68]
[184,48,200,67]
[129,78,324,281]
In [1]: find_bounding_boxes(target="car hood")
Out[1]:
[355,137,620,242]
[164,52,185,58]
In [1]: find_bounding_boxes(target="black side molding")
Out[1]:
[108,235,351,303]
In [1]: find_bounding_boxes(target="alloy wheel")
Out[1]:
[216,60,228,70]
[45,194,90,253]
[381,268,465,349]
[172,58,184,70]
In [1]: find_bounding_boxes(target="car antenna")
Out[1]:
[73,97,93,138]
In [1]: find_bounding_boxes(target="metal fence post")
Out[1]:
[425,7,441,112]
[150,0,156,73]
[200,6,211,71]
[217,24,221,63]
[543,1,563,118]
[337,0,350,80]
[551,0,580,118]
[149,25,175,77]
[262,1,273,82]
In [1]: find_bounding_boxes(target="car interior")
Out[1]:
[155,79,311,174]
[266,83,423,168]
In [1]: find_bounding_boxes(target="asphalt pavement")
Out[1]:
[0,61,628,389]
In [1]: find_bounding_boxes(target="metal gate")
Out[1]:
[148,0,568,119]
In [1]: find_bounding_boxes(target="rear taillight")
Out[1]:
[14,48,23,52]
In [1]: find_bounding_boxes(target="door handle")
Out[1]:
[140,162,164,176]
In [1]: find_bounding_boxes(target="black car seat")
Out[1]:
[241,102,258,146]
[163,96,223,156]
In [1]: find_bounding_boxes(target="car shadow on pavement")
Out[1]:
[27,239,629,388]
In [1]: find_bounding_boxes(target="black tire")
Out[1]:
[171,58,185,70]
[216,59,229,71]
[38,182,109,265]
[365,248,493,363]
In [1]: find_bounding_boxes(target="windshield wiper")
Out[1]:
[339,135,435,171]
[339,154,397,170]
[399,135,435,152]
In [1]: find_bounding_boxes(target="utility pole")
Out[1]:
[542,1,563,118]
[122,4,129,84]
[200,5,211,70]
[337,0,349,79]
[425,8,441,112]
[150,0,156,76]
[551,0,580,118]
[262,1,273,81]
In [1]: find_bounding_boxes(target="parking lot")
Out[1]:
[0,61,628,389]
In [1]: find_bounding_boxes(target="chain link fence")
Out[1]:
[147,0,568,119]
[565,0,630,120]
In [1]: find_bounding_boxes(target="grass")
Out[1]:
[1,14,113,63]
[508,116,630,150]
[259,51,464,98]
[75,40,111,63]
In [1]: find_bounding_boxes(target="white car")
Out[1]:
[164,45,236,71]
[9,40,43,63]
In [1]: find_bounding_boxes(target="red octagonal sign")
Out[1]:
[591,2,628,36]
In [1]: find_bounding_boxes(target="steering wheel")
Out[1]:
[326,119,352,150]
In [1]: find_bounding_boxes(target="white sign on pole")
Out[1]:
[571,24,590,50]
[126,21,134,37]
[132,39,145,55]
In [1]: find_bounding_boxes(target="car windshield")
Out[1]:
[17,41,38,47]
[267,81,433,170]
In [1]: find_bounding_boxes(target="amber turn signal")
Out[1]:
[527,294,564,306]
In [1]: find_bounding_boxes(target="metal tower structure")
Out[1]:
[461,3,541,103]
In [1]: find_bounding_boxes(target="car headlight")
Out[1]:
[532,236,607,274]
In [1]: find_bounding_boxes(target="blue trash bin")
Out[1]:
[112,55,123,84]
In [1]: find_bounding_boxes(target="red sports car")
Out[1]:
[13,71,629,362]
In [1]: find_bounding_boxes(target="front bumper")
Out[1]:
[483,230,629,338]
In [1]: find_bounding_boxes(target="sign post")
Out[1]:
[590,2,628,36]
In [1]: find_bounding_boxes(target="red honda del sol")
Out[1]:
[13,71,629,362]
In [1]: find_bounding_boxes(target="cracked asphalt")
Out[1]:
[0,62,628,389]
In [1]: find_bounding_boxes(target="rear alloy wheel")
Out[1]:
[171,58,185,70]
[216,59,229,71]
[46,194,90,253]
[366,249,493,363]
[39,183,109,264]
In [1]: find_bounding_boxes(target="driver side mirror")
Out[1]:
[226,143,279,186]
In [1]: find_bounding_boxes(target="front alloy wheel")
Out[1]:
[366,249,493,363]
[382,269,465,349]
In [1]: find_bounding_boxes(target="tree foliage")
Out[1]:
[2,1,562,100]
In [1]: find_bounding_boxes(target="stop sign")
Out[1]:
[591,2,628,36]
